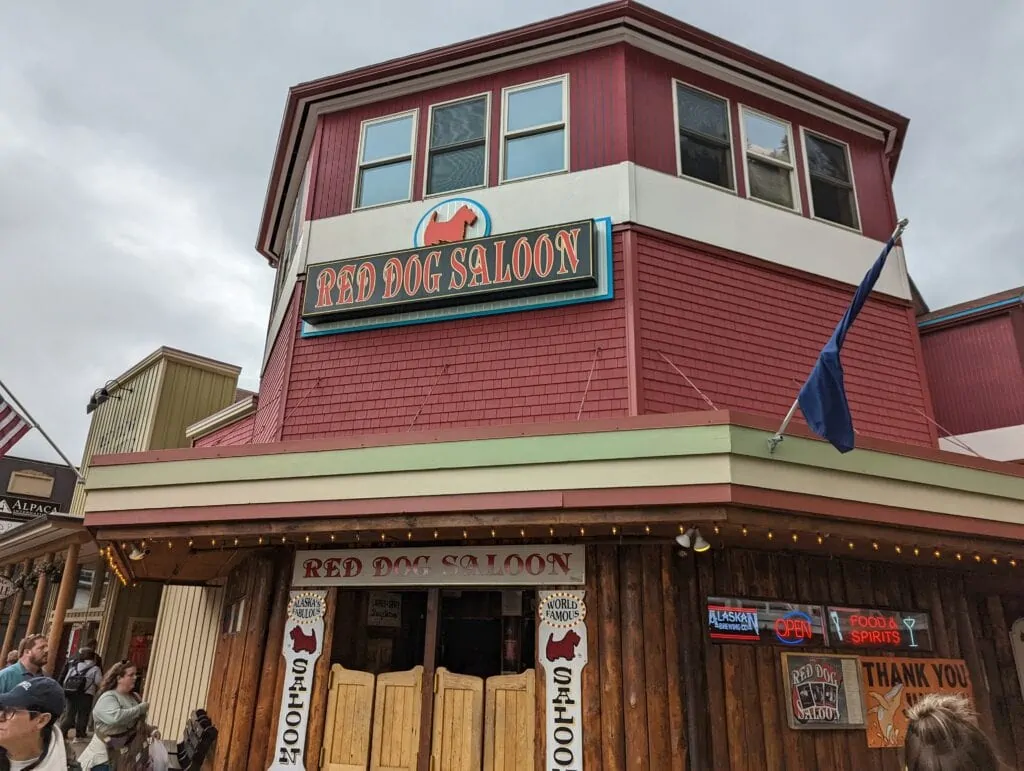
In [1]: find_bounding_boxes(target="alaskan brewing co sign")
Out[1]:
[269,591,326,771]
[302,212,597,323]
[292,546,585,588]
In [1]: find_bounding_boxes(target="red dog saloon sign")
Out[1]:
[538,591,588,771]
[302,218,597,323]
[269,591,326,770]
[293,546,585,588]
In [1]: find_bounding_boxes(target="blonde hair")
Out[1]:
[905,693,1001,770]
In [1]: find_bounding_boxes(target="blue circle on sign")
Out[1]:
[775,610,814,646]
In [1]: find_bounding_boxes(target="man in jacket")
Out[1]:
[58,649,100,741]
[0,637,48,694]
[0,677,78,770]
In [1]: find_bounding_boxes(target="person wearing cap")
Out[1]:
[0,677,75,770]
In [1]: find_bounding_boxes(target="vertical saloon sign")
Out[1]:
[538,590,588,771]
[302,220,597,322]
[269,591,326,771]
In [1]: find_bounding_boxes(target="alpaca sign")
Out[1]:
[302,206,598,323]
[538,590,588,771]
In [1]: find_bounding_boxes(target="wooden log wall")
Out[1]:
[574,544,689,771]
[204,550,282,771]
[693,547,1024,771]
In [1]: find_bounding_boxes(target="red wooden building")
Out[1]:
[918,287,1024,462]
[82,3,1024,770]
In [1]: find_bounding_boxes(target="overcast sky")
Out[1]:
[1,0,1021,465]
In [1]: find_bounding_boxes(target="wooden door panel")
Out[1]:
[323,664,375,771]
[431,667,484,771]
[369,666,423,771]
[483,670,535,771]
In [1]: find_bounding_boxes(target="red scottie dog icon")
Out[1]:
[545,629,581,662]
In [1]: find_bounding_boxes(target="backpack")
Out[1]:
[62,663,89,695]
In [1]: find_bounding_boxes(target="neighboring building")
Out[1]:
[918,287,1024,462]
[0,347,242,736]
[0,456,76,532]
[82,4,1024,771]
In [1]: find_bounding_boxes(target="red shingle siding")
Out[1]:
[281,239,628,439]
[310,46,627,220]
[635,232,934,446]
[193,413,256,448]
[920,314,1024,435]
[251,286,300,443]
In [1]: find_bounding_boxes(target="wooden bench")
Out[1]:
[174,709,217,771]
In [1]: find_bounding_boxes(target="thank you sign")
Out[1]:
[538,590,588,771]
[269,591,326,770]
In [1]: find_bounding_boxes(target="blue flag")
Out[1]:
[797,236,900,453]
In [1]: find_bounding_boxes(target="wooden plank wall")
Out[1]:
[575,544,688,771]
[972,591,1024,767]
[144,584,225,738]
[205,551,279,771]
[692,547,1024,771]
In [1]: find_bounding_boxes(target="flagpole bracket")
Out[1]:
[767,434,784,454]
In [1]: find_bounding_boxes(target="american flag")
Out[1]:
[0,393,31,459]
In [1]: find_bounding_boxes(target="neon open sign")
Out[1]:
[707,597,826,647]
[825,606,933,652]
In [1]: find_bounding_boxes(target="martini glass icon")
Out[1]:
[902,617,919,648]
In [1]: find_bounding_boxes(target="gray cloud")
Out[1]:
[1,1,1020,464]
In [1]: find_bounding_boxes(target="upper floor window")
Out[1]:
[673,81,734,191]
[426,95,488,196]
[741,107,798,211]
[355,111,417,209]
[802,130,860,230]
[502,76,568,182]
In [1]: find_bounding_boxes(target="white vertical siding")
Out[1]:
[144,585,225,738]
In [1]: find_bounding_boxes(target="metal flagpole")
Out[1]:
[767,217,910,454]
[0,377,85,483]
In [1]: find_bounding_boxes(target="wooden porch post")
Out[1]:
[416,588,440,771]
[87,557,107,608]
[44,544,81,676]
[26,553,55,635]
[1,559,31,660]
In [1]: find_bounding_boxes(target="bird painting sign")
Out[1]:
[859,657,973,748]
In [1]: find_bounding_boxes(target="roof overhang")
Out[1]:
[0,514,96,565]
[256,0,908,264]
[185,394,258,443]
[82,411,1024,583]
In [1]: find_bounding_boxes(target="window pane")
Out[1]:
[506,81,563,133]
[811,178,859,229]
[504,128,565,180]
[806,134,851,184]
[431,98,486,149]
[427,144,486,194]
[676,85,729,141]
[748,157,794,208]
[362,115,414,163]
[357,159,412,207]
[679,135,732,189]
[744,112,791,163]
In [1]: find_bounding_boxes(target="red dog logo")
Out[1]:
[545,630,581,662]
[290,625,317,654]
[423,204,478,246]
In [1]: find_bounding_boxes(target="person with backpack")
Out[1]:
[59,650,101,742]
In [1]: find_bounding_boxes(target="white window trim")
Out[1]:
[352,108,419,211]
[738,104,801,213]
[799,126,863,234]
[499,74,570,184]
[671,78,737,194]
[422,91,492,199]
